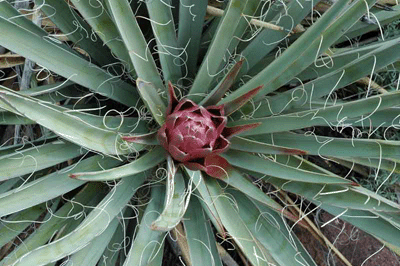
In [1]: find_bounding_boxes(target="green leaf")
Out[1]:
[183,169,224,234]
[183,196,223,266]
[151,161,191,231]
[189,0,250,100]
[99,222,125,266]
[371,211,400,232]
[336,4,400,43]
[65,217,120,266]
[70,147,166,181]
[251,198,318,266]
[218,167,305,225]
[221,150,352,184]
[146,0,182,83]
[231,91,400,135]
[107,0,164,91]
[0,1,72,48]
[135,79,167,126]
[0,179,20,194]
[296,39,395,81]
[0,135,58,159]
[11,173,146,266]
[0,140,81,180]
[275,155,399,212]
[178,0,208,77]
[268,105,400,128]
[200,60,244,106]
[228,189,316,266]
[1,184,105,265]
[0,86,143,155]
[34,0,116,67]
[0,203,46,247]
[230,136,306,155]
[220,0,377,103]
[261,37,400,115]
[250,132,400,159]
[0,111,34,125]
[146,241,165,266]
[122,131,159,145]
[123,185,166,266]
[0,82,82,125]
[69,0,135,74]
[204,177,272,266]
[0,11,138,106]
[344,108,400,128]
[257,160,400,213]
[239,0,319,76]
[0,155,119,217]
[222,85,263,116]
[225,0,260,59]
[340,157,400,174]
[19,81,75,97]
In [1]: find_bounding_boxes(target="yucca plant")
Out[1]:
[1,0,400,265]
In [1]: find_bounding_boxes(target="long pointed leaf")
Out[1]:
[35,0,115,67]
[200,60,244,106]
[69,0,135,74]
[221,150,352,184]
[184,169,224,234]
[0,140,81,180]
[204,177,273,266]
[261,38,400,115]
[123,185,166,266]
[146,0,182,83]
[0,203,46,247]
[231,91,400,135]
[220,0,378,103]
[250,132,400,159]
[189,0,249,100]
[230,136,307,155]
[65,217,120,266]
[258,170,400,212]
[239,0,319,76]
[1,184,105,265]
[228,189,316,266]
[0,13,138,106]
[218,167,307,227]
[0,87,142,154]
[11,173,146,266]
[183,196,223,266]
[151,163,191,231]
[0,155,119,217]
[136,79,166,126]
[70,147,166,181]
[107,0,164,91]
[178,0,208,77]
[251,198,318,266]
[318,204,400,249]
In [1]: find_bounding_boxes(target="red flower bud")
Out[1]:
[155,82,259,178]
[157,99,229,164]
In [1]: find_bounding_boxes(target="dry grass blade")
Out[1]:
[0,54,24,68]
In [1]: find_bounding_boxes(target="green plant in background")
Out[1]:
[0,0,400,265]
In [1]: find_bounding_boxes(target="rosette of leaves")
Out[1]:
[0,0,400,265]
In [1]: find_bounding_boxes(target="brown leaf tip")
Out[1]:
[121,136,137,142]
[281,148,308,155]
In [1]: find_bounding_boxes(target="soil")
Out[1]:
[296,212,400,266]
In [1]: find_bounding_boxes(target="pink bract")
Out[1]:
[156,82,258,178]
[158,98,229,160]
